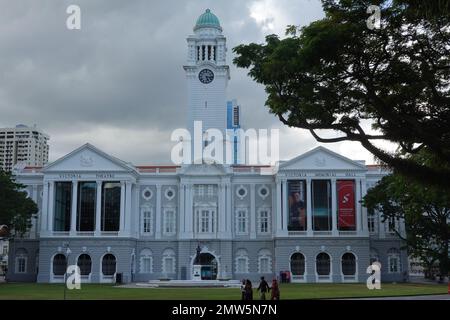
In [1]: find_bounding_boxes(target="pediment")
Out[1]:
[280,146,366,171]
[43,143,136,173]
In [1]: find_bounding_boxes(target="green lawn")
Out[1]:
[0,283,447,300]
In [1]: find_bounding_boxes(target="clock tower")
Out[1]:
[184,9,230,163]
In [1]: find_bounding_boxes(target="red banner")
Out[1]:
[337,180,356,229]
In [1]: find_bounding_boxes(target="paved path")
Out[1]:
[339,294,450,300]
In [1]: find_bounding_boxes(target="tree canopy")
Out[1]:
[364,159,450,279]
[233,0,450,188]
[0,170,38,238]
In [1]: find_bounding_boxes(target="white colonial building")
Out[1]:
[7,9,407,284]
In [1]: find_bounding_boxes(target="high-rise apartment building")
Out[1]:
[0,124,49,172]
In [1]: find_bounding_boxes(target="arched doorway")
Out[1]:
[193,253,218,280]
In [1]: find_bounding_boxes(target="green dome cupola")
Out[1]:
[194,9,222,32]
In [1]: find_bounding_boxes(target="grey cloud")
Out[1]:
[1,0,369,165]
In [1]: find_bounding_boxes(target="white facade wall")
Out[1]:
[6,144,407,283]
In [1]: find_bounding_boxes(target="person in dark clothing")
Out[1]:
[270,279,280,300]
[244,279,253,300]
[240,279,246,300]
[257,276,270,300]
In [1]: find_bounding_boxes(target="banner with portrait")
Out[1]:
[288,180,306,231]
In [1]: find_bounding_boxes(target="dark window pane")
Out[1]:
[53,254,67,276]
[102,182,121,231]
[77,254,92,275]
[77,182,96,231]
[312,180,331,231]
[102,254,116,276]
[290,253,305,276]
[54,182,72,231]
[342,253,356,275]
[316,253,331,275]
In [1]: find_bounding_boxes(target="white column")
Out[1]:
[41,182,49,233]
[331,178,338,236]
[378,210,386,239]
[271,183,276,236]
[225,183,232,238]
[155,185,162,239]
[179,183,185,238]
[282,179,288,235]
[399,218,406,238]
[95,181,102,236]
[250,184,256,239]
[218,183,226,237]
[47,181,55,232]
[125,182,132,235]
[133,184,140,238]
[306,178,313,236]
[355,178,362,233]
[70,181,78,236]
[30,185,38,239]
[275,179,282,236]
[119,181,125,233]
[186,184,193,237]
[361,178,368,235]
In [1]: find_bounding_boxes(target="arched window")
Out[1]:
[257,249,272,273]
[77,254,92,276]
[316,253,331,276]
[53,254,67,276]
[140,249,153,274]
[162,249,175,274]
[388,248,401,273]
[342,253,356,276]
[290,252,305,279]
[102,254,116,276]
[235,249,249,274]
[15,248,28,274]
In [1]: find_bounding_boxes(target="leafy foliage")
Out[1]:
[0,170,38,238]
[364,155,450,278]
[233,0,450,188]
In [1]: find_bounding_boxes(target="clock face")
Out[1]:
[199,69,214,84]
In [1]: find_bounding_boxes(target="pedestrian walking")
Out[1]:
[240,279,246,300]
[257,276,270,300]
[271,278,280,300]
[244,279,253,300]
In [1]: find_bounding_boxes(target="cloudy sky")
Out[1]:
[0,0,390,166]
